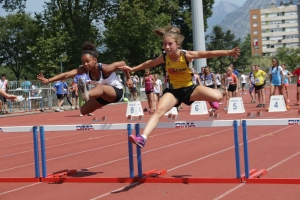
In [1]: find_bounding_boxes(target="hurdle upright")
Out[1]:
[0,126,41,183]
[241,118,300,184]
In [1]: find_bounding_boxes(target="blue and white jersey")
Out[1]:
[52,81,64,95]
[74,73,91,84]
[204,73,214,86]
[249,72,255,85]
[62,82,69,94]
[283,70,290,84]
[269,66,283,86]
[88,63,123,90]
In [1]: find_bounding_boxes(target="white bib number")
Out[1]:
[255,78,260,83]
[205,79,213,85]
[227,77,233,83]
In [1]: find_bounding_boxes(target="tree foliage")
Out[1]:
[30,0,108,75]
[275,47,300,70]
[0,13,39,80]
[1,0,215,79]
[206,25,240,73]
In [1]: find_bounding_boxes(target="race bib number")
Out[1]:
[205,79,213,85]
[255,78,260,83]
[227,77,233,83]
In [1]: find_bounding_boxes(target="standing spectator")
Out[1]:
[0,74,9,114]
[230,64,239,77]
[69,80,79,109]
[143,68,154,114]
[62,80,74,109]
[269,58,289,109]
[130,75,139,101]
[253,65,267,108]
[240,72,247,95]
[74,73,93,116]
[221,67,239,108]
[281,64,293,103]
[203,66,218,112]
[52,81,64,112]
[153,74,162,111]
[248,66,257,103]
[21,76,31,111]
[293,65,300,106]
[31,83,40,110]
[215,72,222,90]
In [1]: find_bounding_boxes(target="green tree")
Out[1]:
[102,1,171,64]
[30,0,108,75]
[0,13,39,80]
[0,0,25,12]
[275,47,300,70]
[236,34,252,71]
[206,25,240,73]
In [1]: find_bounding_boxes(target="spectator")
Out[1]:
[130,75,139,101]
[0,74,9,114]
[69,80,79,109]
[240,72,247,95]
[21,76,31,111]
[293,65,300,106]
[62,80,74,109]
[153,74,162,110]
[31,83,40,110]
[52,80,64,112]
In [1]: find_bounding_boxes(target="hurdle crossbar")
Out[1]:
[242,118,300,126]
[0,120,241,133]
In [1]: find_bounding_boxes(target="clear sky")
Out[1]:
[1,0,248,16]
[214,0,247,7]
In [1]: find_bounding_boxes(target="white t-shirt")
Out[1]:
[0,79,8,90]
[153,79,162,94]
[240,74,247,83]
[215,74,221,85]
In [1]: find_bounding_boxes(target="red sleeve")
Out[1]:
[293,69,300,76]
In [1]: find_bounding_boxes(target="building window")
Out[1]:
[253,22,258,27]
[254,30,258,35]
[253,14,257,19]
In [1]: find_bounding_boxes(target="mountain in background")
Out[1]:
[206,1,240,34]
[215,0,299,40]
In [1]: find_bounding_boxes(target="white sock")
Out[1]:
[141,134,147,140]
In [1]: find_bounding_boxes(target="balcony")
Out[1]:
[262,22,298,29]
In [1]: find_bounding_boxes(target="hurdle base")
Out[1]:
[46,169,77,178]
[241,169,267,180]
[92,116,107,123]
[140,169,167,178]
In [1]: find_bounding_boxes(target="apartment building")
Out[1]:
[250,1,300,56]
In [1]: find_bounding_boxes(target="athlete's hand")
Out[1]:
[37,73,49,84]
[5,94,17,101]
[228,47,240,59]
[118,66,134,72]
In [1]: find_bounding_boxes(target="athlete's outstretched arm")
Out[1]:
[37,66,86,84]
[119,55,164,72]
[185,47,240,62]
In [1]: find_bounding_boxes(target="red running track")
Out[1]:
[1,85,300,200]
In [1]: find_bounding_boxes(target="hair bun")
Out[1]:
[82,41,96,52]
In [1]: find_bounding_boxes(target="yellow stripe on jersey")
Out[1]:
[165,51,193,89]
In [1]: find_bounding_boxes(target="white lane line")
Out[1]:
[0,183,41,196]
